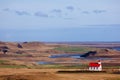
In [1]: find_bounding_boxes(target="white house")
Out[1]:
[89,60,102,71]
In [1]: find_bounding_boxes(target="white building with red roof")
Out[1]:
[89,60,102,71]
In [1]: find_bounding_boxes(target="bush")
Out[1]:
[2,49,8,54]
[17,43,23,48]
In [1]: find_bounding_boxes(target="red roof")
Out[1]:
[98,60,101,62]
[89,63,100,67]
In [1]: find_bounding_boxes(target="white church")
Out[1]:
[89,60,102,71]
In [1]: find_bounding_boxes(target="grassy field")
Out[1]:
[0,59,119,69]
[0,59,27,68]
[0,42,120,80]
[0,65,27,68]
[54,46,96,53]
[0,69,119,80]
[31,64,88,69]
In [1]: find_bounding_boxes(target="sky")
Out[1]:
[0,0,120,42]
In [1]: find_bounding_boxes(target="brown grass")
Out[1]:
[0,73,62,80]
[0,42,120,80]
[0,69,119,80]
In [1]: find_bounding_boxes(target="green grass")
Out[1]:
[0,59,27,68]
[103,66,120,69]
[54,46,95,53]
[0,60,9,64]
[34,64,88,69]
[0,65,27,68]
[33,63,120,70]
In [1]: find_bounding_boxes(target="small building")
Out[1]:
[89,60,102,71]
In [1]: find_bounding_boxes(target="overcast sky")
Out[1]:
[0,0,120,42]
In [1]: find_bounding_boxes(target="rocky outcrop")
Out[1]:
[0,46,9,54]
[81,51,97,57]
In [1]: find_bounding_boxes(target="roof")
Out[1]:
[98,60,101,62]
[89,63,100,67]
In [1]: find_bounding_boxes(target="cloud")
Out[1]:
[66,6,74,11]
[82,11,90,14]
[51,9,62,13]
[64,18,74,20]
[77,8,81,10]
[50,9,62,17]
[2,8,30,16]
[2,8,10,12]
[15,10,30,16]
[34,11,48,17]
[93,10,106,14]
